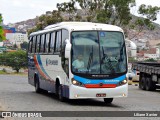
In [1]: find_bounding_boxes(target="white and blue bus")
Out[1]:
[28,22,128,103]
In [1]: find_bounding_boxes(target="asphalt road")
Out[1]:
[0,75,160,120]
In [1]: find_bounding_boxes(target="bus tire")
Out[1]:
[35,76,42,93]
[146,77,156,91]
[104,98,113,104]
[58,85,65,102]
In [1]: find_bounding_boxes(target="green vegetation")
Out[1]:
[20,41,28,50]
[0,69,28,75]
[144,58,157,62]
[128,57,158,63]
[0,50,27,73]
[0,13,6,42]
[28,0,160,38]
[0,70,6,74]
[12,43,18,49]
[128,57,137,63]
[0,53,7,66]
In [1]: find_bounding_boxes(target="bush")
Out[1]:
[5,50,27,73]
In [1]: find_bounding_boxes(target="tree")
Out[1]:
[57,0,77,21]
[28,10,63,33]
[0,53,7,66]
[5,50,27,73]
[20,41,28,50]
[128,5,160,39]
[57,0,136,24]
[13,43,18,49]
[28,0,160,36]
[74,0,97,21]
[0,13,5,42]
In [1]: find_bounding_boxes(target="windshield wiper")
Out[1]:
[101,46,115,73]
[119,41,125,61]
[87,46,93,73]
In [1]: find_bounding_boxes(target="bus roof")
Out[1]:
[30,22,123,36]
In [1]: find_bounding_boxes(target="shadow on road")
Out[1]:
[66,99,122,108]
[32,91,123,108]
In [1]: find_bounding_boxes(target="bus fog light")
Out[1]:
[75,94,79,98]
[122,93,126,97]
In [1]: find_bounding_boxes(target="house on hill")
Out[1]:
[137,48,160,61]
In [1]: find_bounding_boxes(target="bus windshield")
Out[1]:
[71,31,127,78]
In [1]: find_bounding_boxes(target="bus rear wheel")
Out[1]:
[35,79,42,93]
[104,98,113,104]
[35,75,44,93]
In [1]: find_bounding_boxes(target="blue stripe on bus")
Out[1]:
[73,75,126,84]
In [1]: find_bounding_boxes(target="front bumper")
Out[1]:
[69,83,128,99]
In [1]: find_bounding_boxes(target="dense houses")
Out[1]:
[127,38,160,61]
[137,47,160,61]
[1,25,28,48]
[6,33,28,48]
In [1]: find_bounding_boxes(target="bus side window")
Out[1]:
[28,37,33,53]
[62,29,69,51]
[40,34,45,53]
[36,35,41,53]
[32,36,37,53]
[45,33,50,53]
[55,30,61,53]
[49,32,55,53]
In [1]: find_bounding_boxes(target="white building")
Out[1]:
[144,48,160,59]
[132,39,148,50]
[6,33,28,46]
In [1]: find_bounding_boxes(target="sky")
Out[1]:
[0,0,160,25]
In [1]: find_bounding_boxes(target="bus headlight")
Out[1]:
[72,78,84,87]
[118,79,127,86]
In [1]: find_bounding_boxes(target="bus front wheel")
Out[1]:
[58,85,65,102]
[104,98,113,104]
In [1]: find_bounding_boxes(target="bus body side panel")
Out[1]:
[39,79,55,92]
[33,54,69,96]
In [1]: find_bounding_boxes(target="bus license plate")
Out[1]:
[96,93,106,97]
